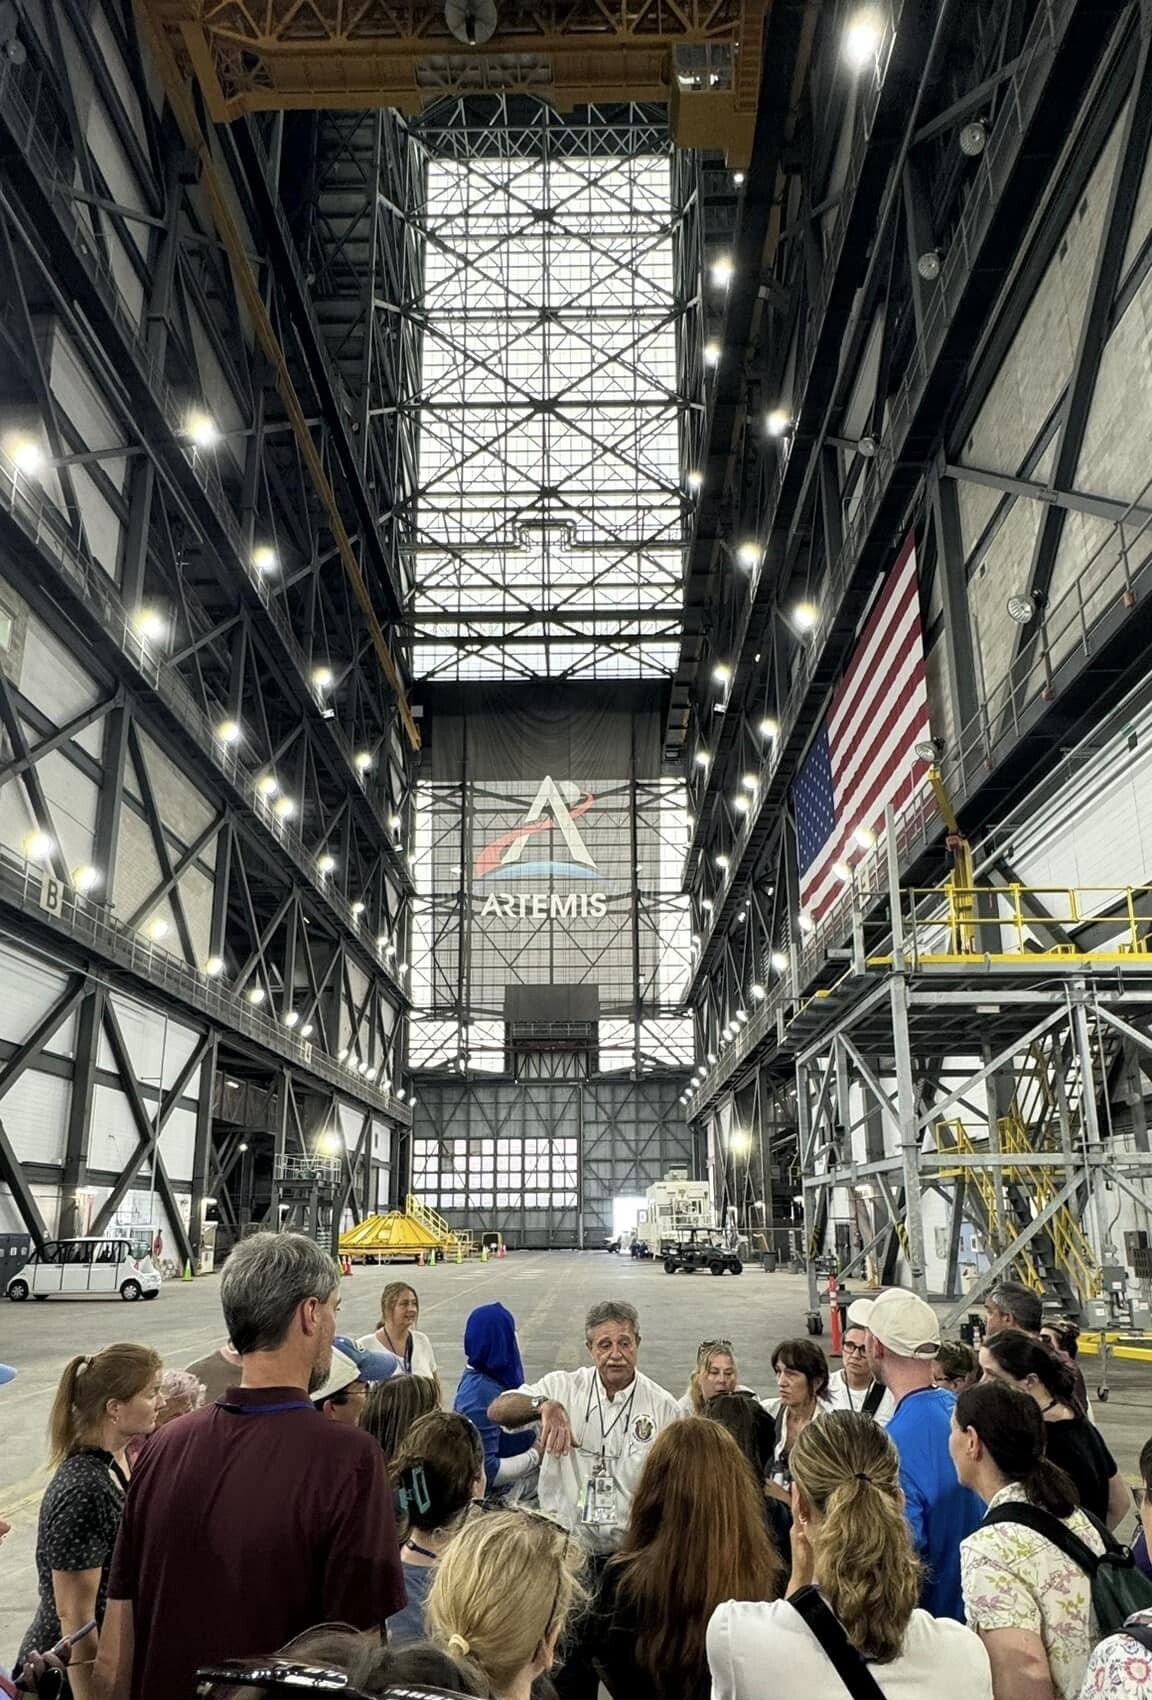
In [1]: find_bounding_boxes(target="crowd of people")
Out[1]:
[3,1251,1151,1700]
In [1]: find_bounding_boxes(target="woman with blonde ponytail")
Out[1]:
[427,1507,586,1700]
[17,1344,162,1700]
[708,1410,992,1698]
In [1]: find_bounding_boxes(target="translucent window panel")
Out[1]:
[414,149,689,680]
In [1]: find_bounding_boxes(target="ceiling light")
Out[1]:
[283,1011,300,1028]
[959,118,988,157]
[216,718,241,745]
[389,814,402,832]
[350,900,365,916]
[751,983,766,1001]
[715,853,729,869]
[742,773,758,791]
[311,665,334,691]
[395,1086,406,1102]
[72,863,100,893]
[832,860,852,881]
[770,950,788,972]
[144,916,169,942]
[853,824,876,849]
[256,773,279,798]
[300,1023,313,1038]
[251,545,278,573]
[917,249,943,282]
[733,171,745,186]
[798,912,815,934]
[316,853,336,875]
[385,941,396,957]
[843,10,883,70]
[695,749,711,767]
[712,663,731,684]
[185,410,220,449]
[701,898,714,912]
[736,1009,748,1024]
[736,541,761,569]
[273,795,295,819]
[358,1060,370,1076]
[759,717,778,739]
[337,1048,349,1063]
[737,909,747,922]
[691,932,702,946]
[733,795,750,814]
[686,469,704,491]
[246,986,266,1005]
[398,962,409,973]
[858,434,877,458]
[792,601,819,632]
[204,955,225,977]
[710,254,734,288]
[238,1141,248,1152]
[376,934,389,950]
[707,1051,718,1064]
[765,408,792,437]
[354,751,373,772]
[133,607,167,643]
[23,830,54,863]
[703,341,721,368]
[5,435,45,474]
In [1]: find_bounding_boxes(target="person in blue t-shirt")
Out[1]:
[859,1287,983,1622]
[453,1302,539,1496]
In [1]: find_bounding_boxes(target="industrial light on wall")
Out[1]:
[916,249,943,281]
[712,662,732,684]
[843,9,883,69]
[204,955,225,978]
[715,853,730,870]
[1006,589,1047,624]
[4,434,45,474]
[751,983,767,1000]
[959,118,988,157]
[72,863,100,893]
[283,1011,300,1028]
[133,607,167,643]
[273,795,296,820]
[770,950,789,972]
[729,1129,753,1155]
[300,1023,314,1039]
[832,860,852,881]
[251,545,278,574]
[686,469,704,491]
[245,986,266,1005]
[710,254,734,288]
[853,824,877,849]
[354,751,373,773]
[915,737,945,762]
[765,408,793,438]
[256,773,279,799]
[733,171,745,187]
[350,900,365,917]
[185,410,220,449]
[703,341,721,368]
[736,540,761,569]
[216,719,241,745]
[733,795,750,814]
[857,434,878,458]
[792,601,819,632]
[694,749,711,767]
[707,1051,718,1064]
[798,912,816,934]
[742,773,758,791]
[144,916,170,942]
[759,717,778,739]
[311,665,334,691]
[23,830,54,862]
[316,853,336,875]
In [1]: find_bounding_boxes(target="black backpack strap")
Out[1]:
[789,1586,887,1700]
[862,1381,886,1419]
[982,1501,1101,1576]
[1122,1624,1152,1653]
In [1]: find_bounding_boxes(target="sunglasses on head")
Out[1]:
[698,1338,734,1357]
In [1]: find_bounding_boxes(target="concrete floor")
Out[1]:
[3,1252,1150,1656]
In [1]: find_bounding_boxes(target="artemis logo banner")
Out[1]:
[474,778,609,922]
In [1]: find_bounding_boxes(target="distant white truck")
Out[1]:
[631,1171,716,1257]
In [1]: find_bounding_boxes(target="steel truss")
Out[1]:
[405,98,707,682]
[0,2,418,1249]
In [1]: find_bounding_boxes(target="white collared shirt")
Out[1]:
[826,1368,896,1426]
[517,1366,681,1552]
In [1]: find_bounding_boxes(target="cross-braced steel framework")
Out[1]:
[407,99,705,681]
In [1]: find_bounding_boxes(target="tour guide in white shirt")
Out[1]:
[488,1299,680,1551]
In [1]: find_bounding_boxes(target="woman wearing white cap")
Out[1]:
[826,1300,896,1426]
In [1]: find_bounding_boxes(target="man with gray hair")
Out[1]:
[96,1233,403,1700]
[489,1298,680,1553]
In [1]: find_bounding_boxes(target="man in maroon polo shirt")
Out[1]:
[94,1232,404,1700]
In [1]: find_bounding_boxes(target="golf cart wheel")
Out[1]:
[663,1258,677,1274]
[728,1258,743,1275]
[709,1261,724,1276]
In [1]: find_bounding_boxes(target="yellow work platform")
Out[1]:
[340,1196,474,1263]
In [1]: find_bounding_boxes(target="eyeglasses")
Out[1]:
[842,1342,868,1357]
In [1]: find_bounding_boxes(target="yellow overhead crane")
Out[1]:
[138,0,771,165]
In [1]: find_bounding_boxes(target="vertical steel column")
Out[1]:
[1071,988,1114,1263]
[890,972,928,1298]
[796,1052,819,1309]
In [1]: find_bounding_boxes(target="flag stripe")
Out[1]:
[794,535,930,922]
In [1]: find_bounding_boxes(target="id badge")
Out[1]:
[580,1468,619,1527]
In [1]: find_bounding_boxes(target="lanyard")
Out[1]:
[585,1374,636,1460]
[844,1379,875,1413]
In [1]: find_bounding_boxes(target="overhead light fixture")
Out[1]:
[72,863,100,894]
[707,1051,718,1064]
[204,955,225,978]
[792,601,819,632]
[959,118,988,157]
[686,469,704,491]
[691,932,702,946]
[858,434,877,458]
[23,830,54,863]
[736,541,761,569]
[245,986,266,1005]
[185,410,220,449]
[770,950,789,972]
[311,665,334,691]
[703,341,721,368]
[751,982,766,1001]
[256,773,279,799]
[715,853,729,870]
[133,607,167,643]
[395,1086,406,1102]
[251,545,278,573]
[736,1009,748,1024]
[144,916,169,942]
[316,853,336,875]
[733,795,750,814]
[398,962,409,974]
[283,1010,300,1028]
[712,663,732,684]
[216,718,241,745]
[354,750,373,772]
[273,795,295,820]
[917,249,943,282]
[1006,589,1046,624]
[350,900,365,916]
[337,1047,349,1063]
[765,408,792,437]
[710,254,734,288]
[742,773,758,791]
[694,749,711,767]
[702,898,714,912]
[798,912,815,934]
[853,824,876,849]
[300,1023,314,1038]
[733,171,745,186]
[5,435,45,474]
[843,10,883,70]
[384,941,396,958]
[915,737,943,762]
[376,934,389,951]
[389,814,402,832]
[832,860,852,881]
[759,717,778,739]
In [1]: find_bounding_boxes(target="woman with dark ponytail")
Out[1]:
[708,1410,992,1698]
[951,1380,1104,1700]
[980,1329,1131,1528]
[17,1345,162,1698]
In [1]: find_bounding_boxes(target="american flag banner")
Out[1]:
[793,534,931,922]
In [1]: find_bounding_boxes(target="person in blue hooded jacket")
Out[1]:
[453,1303,539,1496]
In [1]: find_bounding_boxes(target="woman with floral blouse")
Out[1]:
[1078,1435,1152,1698]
